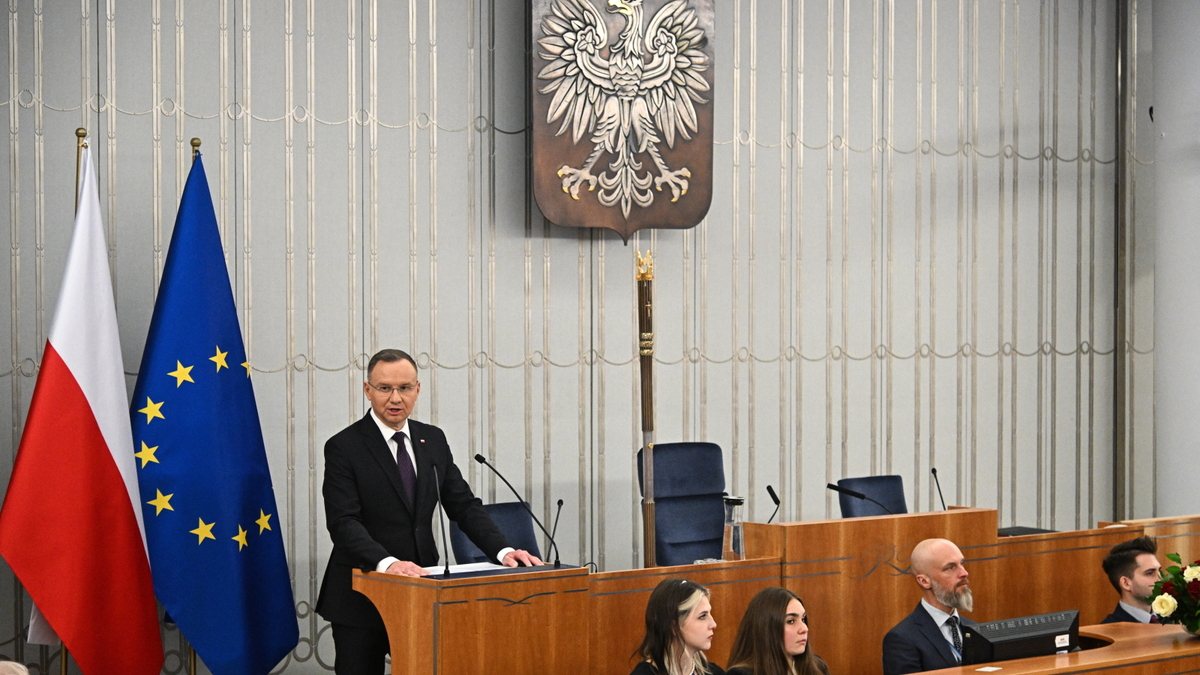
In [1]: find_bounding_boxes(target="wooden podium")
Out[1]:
[352,565,589,675]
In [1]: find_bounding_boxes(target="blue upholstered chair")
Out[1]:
[637,442,726,566]
[836,474,908,518]
[448,501,541,564]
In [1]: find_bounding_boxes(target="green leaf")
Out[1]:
[1167,552,1183,564]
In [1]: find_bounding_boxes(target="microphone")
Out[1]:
[548,499,564,564]
[931,467,948,510]
[765,485,781,524]
[826,483,896,515]
[431,464,451,576]
[474,454,561,568]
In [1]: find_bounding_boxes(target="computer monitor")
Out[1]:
[961,610,1080,665]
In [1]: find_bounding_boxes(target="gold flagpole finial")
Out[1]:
[75,129,88,214]
[636,250,654,281]
[191,137,201,161]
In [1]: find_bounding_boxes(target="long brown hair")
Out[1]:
[728,587,828,675]
[634,578,716,675]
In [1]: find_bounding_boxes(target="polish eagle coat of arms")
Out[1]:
[531,0,715,241]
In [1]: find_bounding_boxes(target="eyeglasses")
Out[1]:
[366,382,418,396]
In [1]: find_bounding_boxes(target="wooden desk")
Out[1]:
[925,622,1200,674]
[588,557,783,675]
[744,508,998,675]
[1099,514,1200,567]
[965,526,1140,626]
[743,510,1160,675]
[352,565,589,675]
[348,513,1200,675]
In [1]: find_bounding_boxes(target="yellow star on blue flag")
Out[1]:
[130,153,297,675]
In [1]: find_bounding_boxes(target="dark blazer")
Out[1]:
[726,658,828,675]
[316,414,509,629]
[629,661,726,675]
[1102,603,1142,624]
[882,602,976,675]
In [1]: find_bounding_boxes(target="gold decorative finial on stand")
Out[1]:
[191,137,201,162]
[636,250,654,280]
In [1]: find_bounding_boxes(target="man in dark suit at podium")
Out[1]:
[316,348,542,675]
[1100,535,1163,624]
[883,538,977,675]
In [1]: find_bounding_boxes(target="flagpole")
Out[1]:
[184,136,201,675]
[56,127,90,675]
[181,128,196,671]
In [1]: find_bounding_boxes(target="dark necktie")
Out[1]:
[1150,614,1160,624]
[392,431,417,507]
[947,615,963,660]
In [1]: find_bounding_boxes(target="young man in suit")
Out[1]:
[882,538,977,675]
[316,349,542,675]
[1100,535,1163,624]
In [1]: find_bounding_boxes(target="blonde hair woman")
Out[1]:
[630,578,726,675]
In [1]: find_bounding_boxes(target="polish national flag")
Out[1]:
[0,145,163,675]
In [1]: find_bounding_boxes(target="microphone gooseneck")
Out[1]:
[474,454,562,568]
[431,464,451,576]
[931,467,948,511]
[547,498,565,566]
[765,485,781,524]
[826,482,896,515]
[826,483,865,499]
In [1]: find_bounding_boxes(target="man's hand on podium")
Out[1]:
[502,549,544,567]
[384,560,432,577]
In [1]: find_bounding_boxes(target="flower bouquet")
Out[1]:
[1150,552,1200,634]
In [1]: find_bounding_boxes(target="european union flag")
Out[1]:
[131,154,298,675]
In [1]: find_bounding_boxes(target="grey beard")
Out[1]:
[936,584,974,613]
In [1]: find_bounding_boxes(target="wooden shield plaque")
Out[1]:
[532,0,715,241]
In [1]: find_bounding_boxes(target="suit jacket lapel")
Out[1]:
[914,604,959,667]
[357,414,414,514]
[409,421,433,509]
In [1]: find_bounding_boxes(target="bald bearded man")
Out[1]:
[882,538,978,675]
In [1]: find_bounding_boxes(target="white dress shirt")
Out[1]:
[921,598,964,662]
[1118,600,1154,623]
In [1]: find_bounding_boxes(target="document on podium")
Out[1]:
[422,562,506,575]
[421,561,573,579]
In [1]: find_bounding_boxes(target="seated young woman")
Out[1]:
[726,587,830,675]
[629,578,726,675]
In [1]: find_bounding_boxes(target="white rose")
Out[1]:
[1152,593,1178,618]
[1183,566,1200,583]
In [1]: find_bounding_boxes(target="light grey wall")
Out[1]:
[1153,0,1200,519]
[0,1,1155,673]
